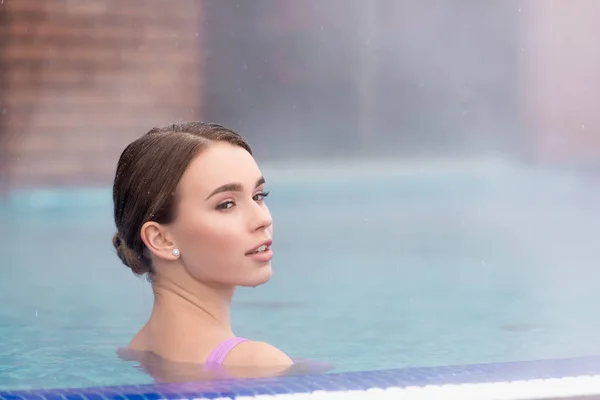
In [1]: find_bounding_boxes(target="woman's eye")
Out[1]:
[216,201,235,210]
[253,191,270,201]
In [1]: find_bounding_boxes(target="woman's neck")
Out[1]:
[151,273,235,334]
[130,271,237,363]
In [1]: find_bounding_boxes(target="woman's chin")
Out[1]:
[241,263,273,288]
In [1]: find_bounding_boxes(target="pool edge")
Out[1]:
[3,355,600,399]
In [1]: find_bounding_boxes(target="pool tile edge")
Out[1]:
[2,355,600,399]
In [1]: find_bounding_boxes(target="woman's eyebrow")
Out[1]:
[205,176,265,200]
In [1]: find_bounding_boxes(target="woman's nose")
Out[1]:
[251,203,272,232]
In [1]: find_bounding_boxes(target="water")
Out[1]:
[2,161,600,391]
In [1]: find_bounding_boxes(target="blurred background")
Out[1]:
[3,1,600,389]
[1,0,599,189]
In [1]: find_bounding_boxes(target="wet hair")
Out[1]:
[112,122,252,276]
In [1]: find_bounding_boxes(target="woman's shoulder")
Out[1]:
[224,340,294,367]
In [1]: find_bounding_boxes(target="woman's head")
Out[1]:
[113,122,274,288]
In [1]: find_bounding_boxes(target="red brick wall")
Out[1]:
[0,0,204,187]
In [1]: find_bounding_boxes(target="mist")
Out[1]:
[1,0,600,391]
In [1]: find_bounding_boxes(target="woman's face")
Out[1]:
[168,141,274,287]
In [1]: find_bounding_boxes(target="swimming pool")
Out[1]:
[2,160,600,398]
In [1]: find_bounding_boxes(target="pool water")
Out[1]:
[2,162,600,391]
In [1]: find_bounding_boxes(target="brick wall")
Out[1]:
[0,0,204,187]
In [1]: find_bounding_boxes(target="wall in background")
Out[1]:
[0,0,204,187]
[519,0,600,166]
[1,0,599,188]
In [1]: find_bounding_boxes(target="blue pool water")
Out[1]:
[1,161,600,391]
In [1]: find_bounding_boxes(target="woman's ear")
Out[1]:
[140,221,180,262]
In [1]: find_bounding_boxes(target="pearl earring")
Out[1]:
[172,248,180,257]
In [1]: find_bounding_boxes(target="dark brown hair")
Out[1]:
[112,122,252,276]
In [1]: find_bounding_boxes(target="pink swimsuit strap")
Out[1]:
[205,337,248,364]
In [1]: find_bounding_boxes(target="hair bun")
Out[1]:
[112,232,150,275]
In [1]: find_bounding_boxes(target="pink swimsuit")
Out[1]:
[205,337,247,364]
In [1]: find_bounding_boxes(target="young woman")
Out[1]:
[112,122,293,371]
